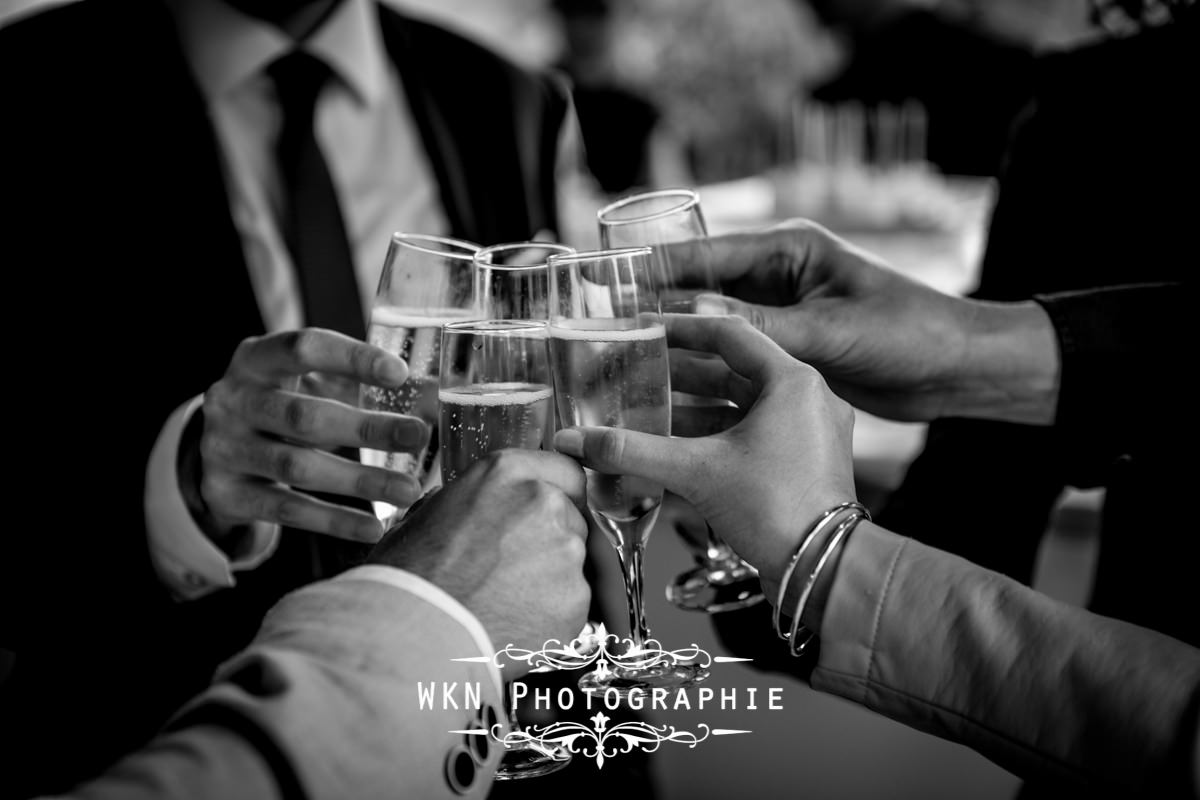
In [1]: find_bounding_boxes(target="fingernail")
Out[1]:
[693,293,727,316]
[554,428,584,457]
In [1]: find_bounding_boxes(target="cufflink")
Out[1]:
[445,748,476,795]
[444,703,498,794]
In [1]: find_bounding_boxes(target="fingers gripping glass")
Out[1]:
[438,319,570,780]
[359,233,480,528]
[548,248,707,696]
[598,190,765,614]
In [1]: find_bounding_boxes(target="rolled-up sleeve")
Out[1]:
[812,522,1200,795]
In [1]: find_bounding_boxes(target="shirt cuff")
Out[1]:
[808,522,908,705]
[335,565,503,701]
[144,396,279,601]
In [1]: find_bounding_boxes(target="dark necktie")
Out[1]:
[264,50,371,581]
[268,50,365,339]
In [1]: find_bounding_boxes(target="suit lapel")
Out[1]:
[377,6,567,245]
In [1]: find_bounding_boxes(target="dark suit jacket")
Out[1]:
[712,18,1199,716]
[0,2,567,794]
[880,16,1198,649]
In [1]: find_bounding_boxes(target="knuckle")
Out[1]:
[561,531,587,563]
[789,361,822,388]
[483,448,518,476]
[272,450,306,485]
[272,497,305,527]
[198,432,227,465]
[203,381,230,415]
[231,335,261,367]
[200,474,233,509]
[354,346,385,380]
[745,305,768,334]
[282,398,315,436]
[282,329,316,362]
[724,314,754,333]
[355,414,381,446]
[595,428,625,466]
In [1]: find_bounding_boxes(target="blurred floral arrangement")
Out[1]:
[605,0,844,184]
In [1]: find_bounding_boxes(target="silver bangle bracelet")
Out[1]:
[773,501,868,641]
[788,511,868,657]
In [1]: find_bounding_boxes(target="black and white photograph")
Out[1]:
[0,0,1196,797]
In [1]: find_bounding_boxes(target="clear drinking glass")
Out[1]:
[359,233,480,527]
[438,320,568,780]
[547,247,707,696]
[473,242,575,321]
[598,189,765,613]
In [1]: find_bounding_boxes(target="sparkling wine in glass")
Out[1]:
[438,319,569,780]
[548,247,708,696]
[598,189,765,614]
[359,233,479,527]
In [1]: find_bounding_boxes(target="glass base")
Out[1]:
[577,659,709,699]
[493,740,572,781]
[666,561,765,613]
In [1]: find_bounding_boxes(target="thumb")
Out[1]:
[692,293,798,355]
[553,426,697,497]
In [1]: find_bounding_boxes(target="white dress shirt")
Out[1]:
[145,0,450,598]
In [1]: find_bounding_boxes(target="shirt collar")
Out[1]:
[168,0,387,107]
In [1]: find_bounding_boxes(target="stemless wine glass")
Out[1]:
[547,247,707,696]
[359,233,480,527]
[438,319,568,780]
[598,189,765,613]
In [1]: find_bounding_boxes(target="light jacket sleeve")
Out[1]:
[50,570,506,800]
[811,522,1200,796]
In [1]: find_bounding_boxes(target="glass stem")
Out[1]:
[505,681,523,730]
[617,542,650,649]
[704,524,727,563]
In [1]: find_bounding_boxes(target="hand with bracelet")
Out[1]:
[554,313,1199,796]
[554,314,860,633]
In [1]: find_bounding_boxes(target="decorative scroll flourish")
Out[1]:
[493,715,711,769]
[493,623,712,674]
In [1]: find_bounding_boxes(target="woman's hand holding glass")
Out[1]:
[546,248,709,695]
[553,314,858,621]
[598,188,765,613]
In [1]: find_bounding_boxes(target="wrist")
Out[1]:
[176,409,248,553]
[770,501,869,652]
[949,300,1060,425]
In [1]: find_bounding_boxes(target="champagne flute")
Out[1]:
[547,247,707,696]
[470,241,573,480]
[473,241,575,321]
[438,320,568,780]
[359,233,480,527]
[598,189,765,613]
